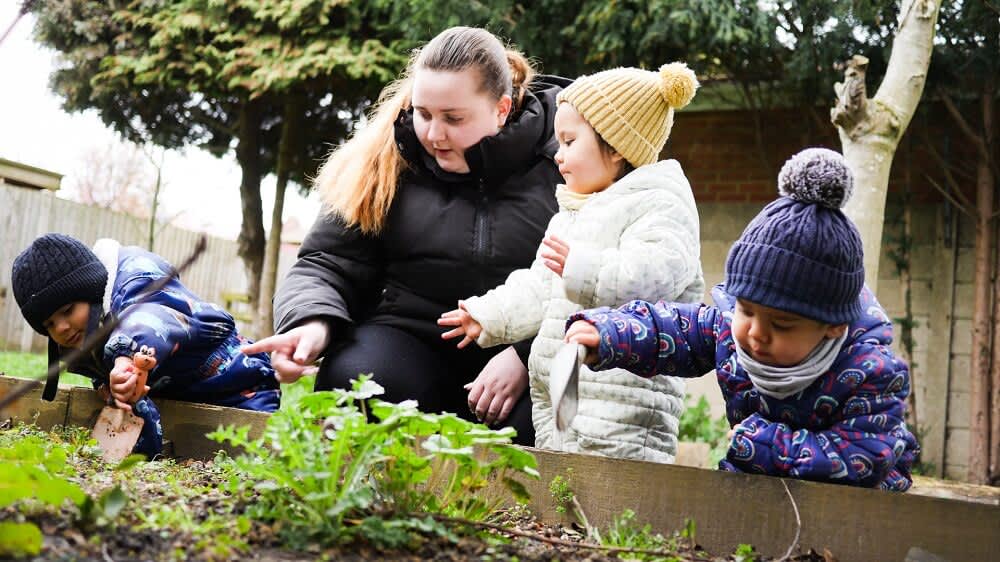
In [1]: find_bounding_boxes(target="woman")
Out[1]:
[244,27,568,445]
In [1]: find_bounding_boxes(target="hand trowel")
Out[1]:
[93,350,156,463]
[550,342,585,433]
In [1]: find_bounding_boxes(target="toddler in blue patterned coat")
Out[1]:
[564,148,919,491]
[11,234,281,457]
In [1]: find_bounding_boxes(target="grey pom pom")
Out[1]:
[777,148,854,209]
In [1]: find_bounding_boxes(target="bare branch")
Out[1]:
[919,127,976,211]
[939,91,991,164]
[426,513,695,558]
[831,55,870,139]
[926,175,974,218]
[775,479,801,562]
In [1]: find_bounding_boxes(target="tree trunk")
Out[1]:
[832,0,941,290]
[970,139,993,485]
[984,88,999,485]
[256,99,303,338]
[235,98,266,318]
[147,152,163,252]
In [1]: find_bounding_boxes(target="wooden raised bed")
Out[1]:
[1,375,996,562]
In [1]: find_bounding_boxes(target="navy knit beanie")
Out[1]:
[11,234,108,335]
[724,148,864,324]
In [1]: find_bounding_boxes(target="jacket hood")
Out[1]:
[597,159,690,198]
[394,74,570,186]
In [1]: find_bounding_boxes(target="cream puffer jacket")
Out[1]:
[463,160,703,463]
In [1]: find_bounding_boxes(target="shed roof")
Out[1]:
[0,157,63,191]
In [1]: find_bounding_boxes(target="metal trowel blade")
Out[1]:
[551,342,585,432]
[93,406,144,463]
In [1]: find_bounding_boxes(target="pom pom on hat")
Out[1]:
[659,62,699,109]
[724,147,864,324]
[777,147,854,209]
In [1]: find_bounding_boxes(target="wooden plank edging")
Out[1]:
[1,375,996,562]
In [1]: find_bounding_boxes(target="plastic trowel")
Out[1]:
[550,342,586,432]
[93,349,156,463]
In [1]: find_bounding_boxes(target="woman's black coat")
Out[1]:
[274,76,570,353]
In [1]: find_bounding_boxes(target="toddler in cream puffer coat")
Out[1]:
[439,63,703,462]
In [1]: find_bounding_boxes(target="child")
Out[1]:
[564,148,920,491]
[11,234,281,457]
[438,63,703,463]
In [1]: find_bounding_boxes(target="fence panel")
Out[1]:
[0,184,248,353]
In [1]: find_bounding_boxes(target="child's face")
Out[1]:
[44,302,91,349]
[411,68,512,174]
[732,299,846,367]
[554,103,623,195]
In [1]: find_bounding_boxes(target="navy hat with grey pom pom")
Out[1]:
[724,148,864,324]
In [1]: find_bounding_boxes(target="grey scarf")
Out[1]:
[733,331,847,399]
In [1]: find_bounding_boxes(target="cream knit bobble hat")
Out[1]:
[557,62,699,168]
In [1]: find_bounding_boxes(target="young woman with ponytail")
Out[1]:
[244,27,569,444]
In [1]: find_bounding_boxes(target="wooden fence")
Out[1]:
[0,184,248,352]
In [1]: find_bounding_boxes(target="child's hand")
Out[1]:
[564,320,600,364]
[540,234,570,276]
[109,356,144,412]
[437,301,482,349]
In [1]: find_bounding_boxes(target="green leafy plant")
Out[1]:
[732,543,757,562]
[678,396,731,466]
[549,469,575,514]
[209,376,538,549]
[0,427,133,557]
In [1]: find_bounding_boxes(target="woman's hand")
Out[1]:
[564,320,600,364]
[465,346,528,426]
[540,234,571,276]
[437,301,483,349]
[241,319,331,383]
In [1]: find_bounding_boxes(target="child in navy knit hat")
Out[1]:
[564,148,920,491]
[11,234,281,457]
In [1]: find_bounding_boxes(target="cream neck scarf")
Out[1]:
[555,184,594,211]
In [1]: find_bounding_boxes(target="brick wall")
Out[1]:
[665,101,983,480]
[665,102,979,205]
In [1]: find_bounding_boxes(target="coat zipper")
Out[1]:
[472,178,489,266]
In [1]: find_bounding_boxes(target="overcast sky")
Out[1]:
[0,6,321,241]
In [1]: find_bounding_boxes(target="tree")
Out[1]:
[832,0,942,288]
[30,1,406,332]
[70,138,155,216]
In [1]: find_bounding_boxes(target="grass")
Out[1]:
[0,350,313,411]
[0,351,92,387]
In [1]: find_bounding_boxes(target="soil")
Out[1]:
[1,425,830,562]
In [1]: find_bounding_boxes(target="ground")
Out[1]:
[0,423,833,562]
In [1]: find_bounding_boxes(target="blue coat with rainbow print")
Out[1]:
[570,284,919,491]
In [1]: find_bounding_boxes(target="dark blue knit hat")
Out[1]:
[11,233,107,335]
[724,148,864,324]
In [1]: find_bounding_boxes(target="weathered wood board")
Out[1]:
[1,375,996,562]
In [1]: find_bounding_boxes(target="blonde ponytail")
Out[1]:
[506,49,535,111]
[317,78,410,235]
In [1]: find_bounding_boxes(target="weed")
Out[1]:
[210,375,539,549]
[549,469,575,514]
[732,543,757,561]
[678,395,731,466]
[0,424,129,557]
